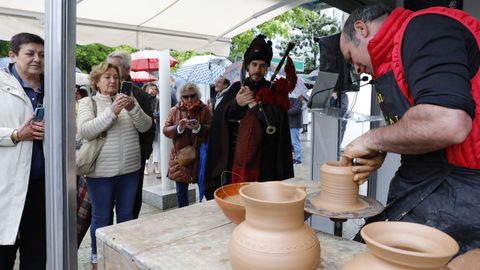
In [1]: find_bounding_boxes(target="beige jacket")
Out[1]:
[77,94,152,177]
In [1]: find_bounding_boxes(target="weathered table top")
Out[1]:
[96,186,367,270]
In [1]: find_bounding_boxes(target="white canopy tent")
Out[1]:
[0,0,312,56]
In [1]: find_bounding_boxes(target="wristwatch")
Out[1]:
[11,129,20,144]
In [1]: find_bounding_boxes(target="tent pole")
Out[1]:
[44,0,77,269]
[159,50,174,191]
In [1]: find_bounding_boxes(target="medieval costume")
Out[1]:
[225,35,295,183]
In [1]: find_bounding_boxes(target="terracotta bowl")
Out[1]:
[214,183,250,225]
[361,221,459,268]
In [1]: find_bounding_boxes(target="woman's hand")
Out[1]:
[30,121,45,141]
[124,95,135,111]
[16,115,38,141]
[186,119,200,130]
[112,94,129,115]
[178,118,188,132]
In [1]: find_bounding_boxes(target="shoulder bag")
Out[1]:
[174,109,198,166]
[76,97,107,175]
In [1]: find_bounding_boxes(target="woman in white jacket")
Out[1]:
[0,32,47,269]
[77,62,151,269]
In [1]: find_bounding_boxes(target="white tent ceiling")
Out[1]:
[0,0,312,56]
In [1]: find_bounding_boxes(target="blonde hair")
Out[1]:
[89,62,120,93]
[176,82,201,102]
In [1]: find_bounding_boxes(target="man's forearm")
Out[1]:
[368,104,471,155]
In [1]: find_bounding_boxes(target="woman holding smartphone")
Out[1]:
[77,61,151,269]
[163,82,212,207]
[0,32,47,270]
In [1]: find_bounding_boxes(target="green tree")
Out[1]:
[75,44,137,73]
[229,6,339,73]
[229,9,295,61]
[0,40,9,57]
[278,11,339,73]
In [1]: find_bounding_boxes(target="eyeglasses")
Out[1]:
[182,93,197,99]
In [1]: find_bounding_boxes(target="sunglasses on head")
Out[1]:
[182,93,197,99]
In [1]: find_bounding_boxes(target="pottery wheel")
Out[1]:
[305,190,384,219]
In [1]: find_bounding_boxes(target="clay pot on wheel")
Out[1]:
[229,181,320,270]
[312,160,366,212]
[343,221,459,270]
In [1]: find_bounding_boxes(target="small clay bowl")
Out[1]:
[361,221,459,268]
[214,183,250,225]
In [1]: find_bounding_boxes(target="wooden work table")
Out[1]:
[96,197,367,270]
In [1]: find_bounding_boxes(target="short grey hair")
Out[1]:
[107,50,131,69]
[177,82,202,102]
[342,4,392,47]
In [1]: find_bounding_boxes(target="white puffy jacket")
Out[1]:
[77,93,152,177]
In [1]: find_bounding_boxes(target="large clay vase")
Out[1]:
[342,221,459,270]
[312,160,366,212]
[229,181,320,270]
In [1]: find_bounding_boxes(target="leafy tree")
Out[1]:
[229,5,339,73]
[170,50,208,73]
[229,10,294,61]
[0,40,9,57]
[76,43,137,73]
[278,11,339,73]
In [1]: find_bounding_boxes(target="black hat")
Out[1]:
[244,34,273,67]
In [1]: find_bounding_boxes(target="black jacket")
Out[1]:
[288,97,302,129]
[131,84,155,160]
[204,85,240,191]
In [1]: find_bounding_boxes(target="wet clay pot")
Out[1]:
[312,160,366,212]
[343,221,459,270]
[229,181,320,270]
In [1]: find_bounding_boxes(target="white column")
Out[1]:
[158,50,174,190]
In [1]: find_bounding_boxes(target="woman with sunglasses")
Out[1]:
[163,82,212,207]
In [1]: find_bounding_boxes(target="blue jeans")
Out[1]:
[290,128,302,162]
[175,182,190,208]
[86,171,138,258]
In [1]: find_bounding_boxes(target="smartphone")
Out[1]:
[120,81,133,96]
[187,119,198,124]
[32,107,45,122]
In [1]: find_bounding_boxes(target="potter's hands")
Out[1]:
[340,135,386,184]
[350,152,386,184]
[236,86,255,107]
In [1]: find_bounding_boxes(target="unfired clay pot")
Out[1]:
[229,181,320,270]
[312,160,366,212]
[342,221,459,270]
